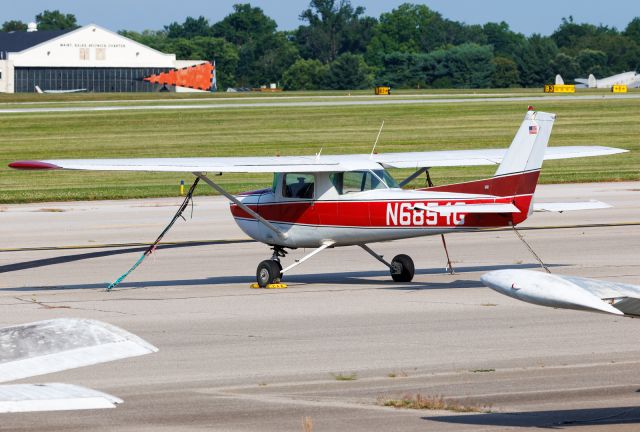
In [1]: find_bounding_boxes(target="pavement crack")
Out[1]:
[12,295,133,315]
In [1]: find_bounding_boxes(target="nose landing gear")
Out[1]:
[255,246,286,287]
[256,260,283,287]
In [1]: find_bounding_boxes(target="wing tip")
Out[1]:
[9,160,61,170]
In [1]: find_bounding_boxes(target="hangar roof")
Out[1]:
[0,29,72,59]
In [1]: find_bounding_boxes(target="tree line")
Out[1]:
[3,3,640,90]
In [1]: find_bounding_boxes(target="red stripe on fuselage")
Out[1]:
[420,170,540,196]
[230,195,532,228]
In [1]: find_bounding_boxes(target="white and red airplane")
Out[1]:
[9,108,626,287]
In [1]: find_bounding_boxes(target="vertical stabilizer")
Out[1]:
[588,74,597,88]
[494,109,556,177]
[555,74,564,85]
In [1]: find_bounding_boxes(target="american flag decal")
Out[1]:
[529,125,538,134]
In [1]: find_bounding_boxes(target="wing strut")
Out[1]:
[195,172,288,241]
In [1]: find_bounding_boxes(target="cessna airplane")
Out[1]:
[574,71,640,89]
[0,318,157,412]
[482,270,640,318]
[9,108,627,287]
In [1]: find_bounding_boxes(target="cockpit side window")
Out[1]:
[283,173,315,199]
[330,170,398,194]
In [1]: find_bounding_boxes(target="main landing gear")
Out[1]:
[254,243,416,287]
[359,245,415,282]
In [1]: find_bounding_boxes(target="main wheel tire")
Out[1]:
[390,254,415,282]
[256,260,282,287]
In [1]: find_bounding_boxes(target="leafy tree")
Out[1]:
[35,10,78,30]
[247,32,299,86]
[2,20,27,32]
[552,52,580,81]
[482,21,526,57]
[212,4,276,45]
[424,43,495,88]
[375,52,429,88]
[212,4,298,87]
[492,55,520,87]
[119,30,170,52]
[516,35,558,86]
[296,0,374,63]
[165,16,212,39]
[625,17,640,44]
[166,36,239,88]
[325,53,373,89]
[552,16,599,49]
[576,49,608,76]
[283,58,329,89]
[366,3,447,65]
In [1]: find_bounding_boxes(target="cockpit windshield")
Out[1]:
[330,170,399,194]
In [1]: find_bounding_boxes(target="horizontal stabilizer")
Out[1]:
[413,203,520,214]
[0,319,157,383]
[0,383,121,413]
[533,200,611,212]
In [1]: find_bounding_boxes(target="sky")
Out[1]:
[4,0,639,35]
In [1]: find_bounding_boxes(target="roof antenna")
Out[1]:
[315,147,323,160]
[370,120,384,158]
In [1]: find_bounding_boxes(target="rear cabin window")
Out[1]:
[283,173,315,199]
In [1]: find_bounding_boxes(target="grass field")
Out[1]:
[0,92,637,204]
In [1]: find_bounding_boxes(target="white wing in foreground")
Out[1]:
[9,146,627,173]
[0,319,157,413]
[0,384,122,413]
[481,269,640,317]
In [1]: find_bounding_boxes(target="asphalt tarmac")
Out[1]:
[1,182,639,431]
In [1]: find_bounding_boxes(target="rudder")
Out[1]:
[494,109,556,177]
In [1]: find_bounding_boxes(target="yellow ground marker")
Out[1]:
[250,283,288,289]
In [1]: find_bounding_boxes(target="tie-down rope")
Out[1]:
[106,177,200,291]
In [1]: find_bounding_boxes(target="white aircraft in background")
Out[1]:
[572,71,640,89]
[0,318,157,413]
[482,270,640,318]
[35,85,87,94]
[9,108,627,287]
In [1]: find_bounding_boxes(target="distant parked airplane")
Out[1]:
[35,85,87,94]
[574,71,640,89]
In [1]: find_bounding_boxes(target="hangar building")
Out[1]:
[0,24,208,93]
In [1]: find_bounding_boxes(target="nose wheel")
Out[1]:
[256,260,283,287]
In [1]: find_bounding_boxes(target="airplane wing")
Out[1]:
[481,269,640,317]
[0,318,157,413]
[9,146,627,173]
[371,146,627,169]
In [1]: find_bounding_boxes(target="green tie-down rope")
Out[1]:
[107,177,200,291]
